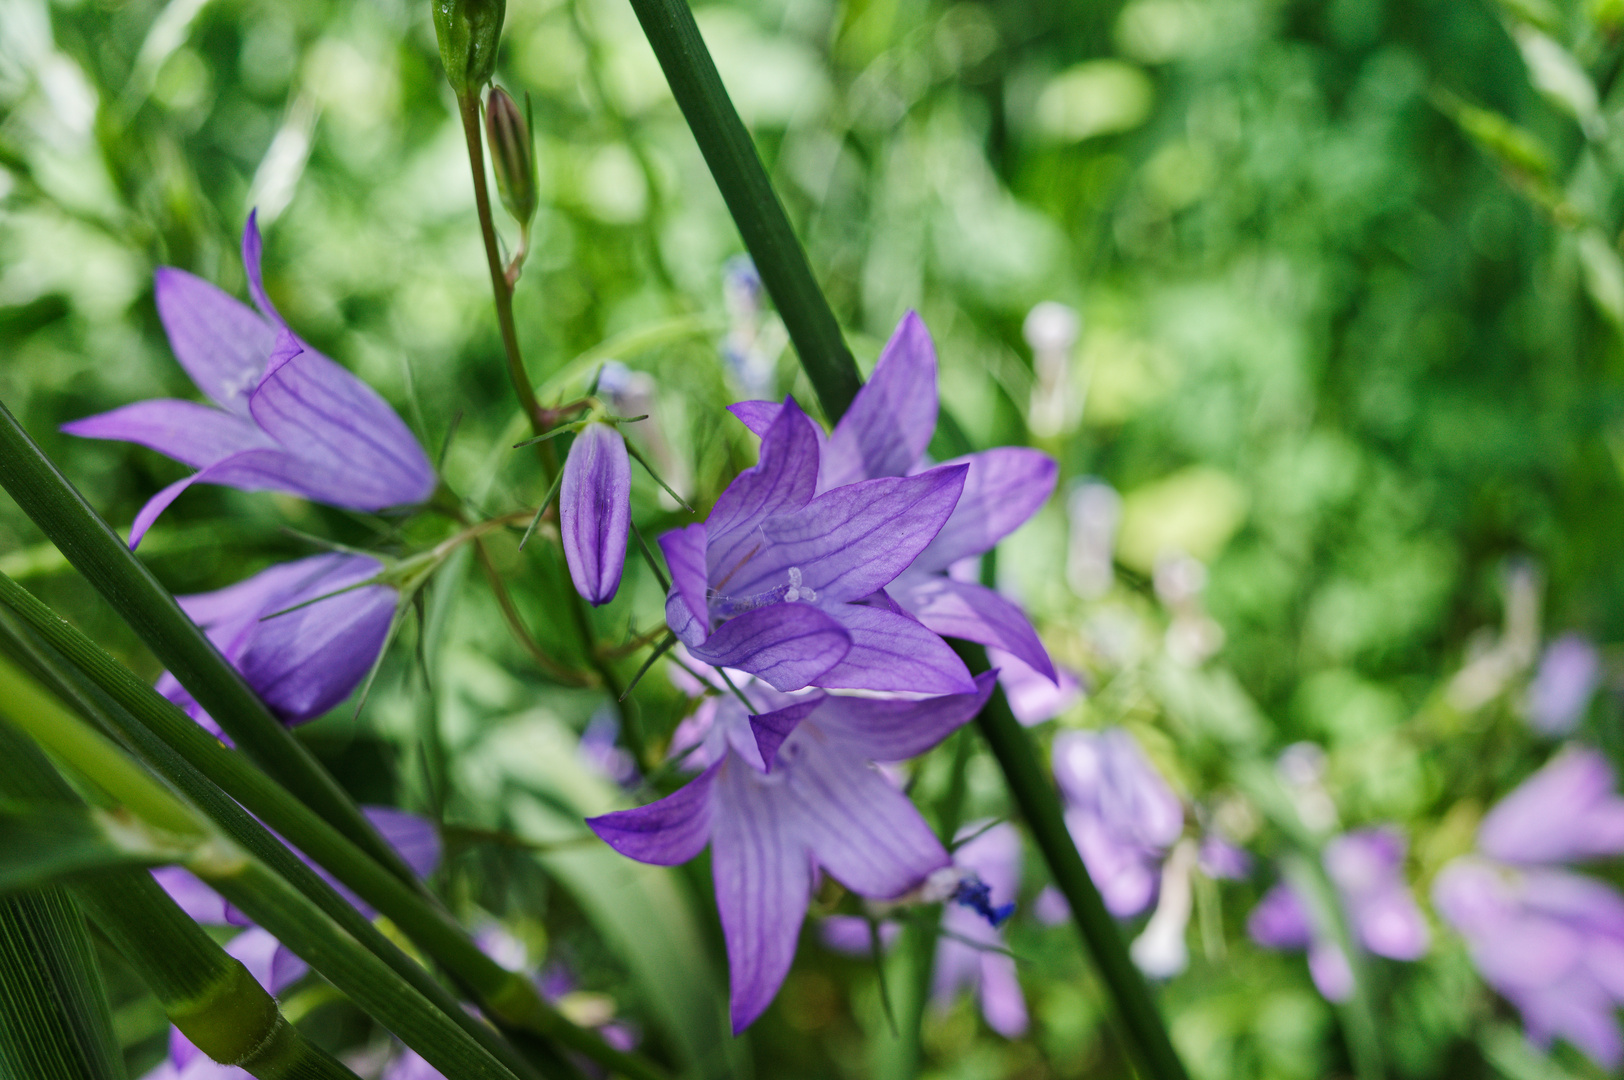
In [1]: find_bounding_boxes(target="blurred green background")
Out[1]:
[3,0,1624,1075]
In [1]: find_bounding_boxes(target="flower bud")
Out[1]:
[485,86,536,228]
[433,0,506,96]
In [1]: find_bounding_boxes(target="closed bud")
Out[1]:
[485,86,537,228]
[433,0,506,96]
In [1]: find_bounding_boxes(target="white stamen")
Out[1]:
[784,566,816,603]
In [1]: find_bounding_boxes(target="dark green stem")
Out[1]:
[619,0,861,421]
[458,92,544,433]
[953,643,1190,1080]
[0,398,417,887]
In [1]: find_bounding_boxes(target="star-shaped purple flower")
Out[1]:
[1249,827,1429,1002]
[64,213,436,547]
[729,312,1060,684]
[155,553,397,732]
[933,820,1028,1038]
[659,397,976,695]
[587,669,994,1031]
[1434,747,1624,1069]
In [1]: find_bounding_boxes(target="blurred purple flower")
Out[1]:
[65,213,435,547]
[561,422,631,606]
[989,646,1081,725]
[1528,635,1601,735]
[155,553,396,732]
[144,806,438,1080]
[588,673,994,1031]
[1051,728,1183,917]
[659,396,975,695]
[1435,747,1624,1069]
[1248,827,1429,1002]
[1198,834,1252,881]
[933,821,1028,1037]
[729,313,1059,684]
[818,915,901,956]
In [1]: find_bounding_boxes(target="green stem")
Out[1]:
[458,93,544,433]
[0,573,671,1080]
[0,888,125,1080]
[619,0,861,421]
[953,643,1191,1080]
[0,398,417,886]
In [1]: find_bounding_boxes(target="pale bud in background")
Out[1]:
[1024,300,1081,437]
[721,255,777,397]
[1066,479,1120,598]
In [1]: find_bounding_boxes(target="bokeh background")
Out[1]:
[3,0,1623,1075]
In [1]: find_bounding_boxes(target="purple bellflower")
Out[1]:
[142,807,440,1080]
[1248,827,1429,1002]
[587,669,995,1032]
[561,421,631,606]
[1048,728,1183,918]
[1527,635,1602,736]
[64,213,436,548]
[729,312,1060,685]
[1434,747,1624,1069]
[658,397,976,695]
[155,553,396,733]
[933,821,1028,1038]
[989,646,1081,726]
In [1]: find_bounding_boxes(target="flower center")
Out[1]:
[709,567,817,618]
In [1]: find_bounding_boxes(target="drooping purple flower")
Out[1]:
[587,672,995,1031]
[989,646,1081,725]
[1528,635,1602,735]
[1248,827,1429,1002]
[561,421,631,606]
[1050,728,1183,917]
[659,396,976,695]
[155,553,396,732]
[933,821,1028,1038]
[1434,747,1624,1069]
[144,806,439,1080]
[64,213,435,547]
[729,313,1060,684]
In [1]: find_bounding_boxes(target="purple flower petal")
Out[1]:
[1307,939,1354,1002]
[247,331,436,510]
[710,755,813,1033]
[659,523,709,647]
[727,400,783,438]
[913,448,1057,571]
[1067,808,1162,916]
[152,266,276,416]
[893,575,1056,682]
[1479,748,1624,864]
[363,806,442,881]
[1248,882,1313,949]
[975,950,1029,1038]
[779,732,950,898]
[705,398,820,588]
[383,1049,449,1080]
[810,671,995,761]
[238,555,395,723]
[1529,635,1601,735]
[821,311,938,490]
[560,423,631,606]
[988,646,1081,726]
[736,465,968,603]
[241,210,285,328]
[820,915,897,956]
[1324,828,1429,960]
[817,603,977,694]
[749,696,824,772]
[689,603,850,692]
[225,926,308,995]
[151,866,247,926]
[61,400,274,469]
[587,760,722,865]
[1052,729,1183,850]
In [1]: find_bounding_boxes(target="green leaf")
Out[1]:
[0,887,126,1080]
[0,807,151,894]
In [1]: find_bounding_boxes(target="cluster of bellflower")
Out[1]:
[69,219,1624,1066]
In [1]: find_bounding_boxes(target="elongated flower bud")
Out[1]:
[561,422,631,606]
[485,86,537,229]
[433,0,506,97]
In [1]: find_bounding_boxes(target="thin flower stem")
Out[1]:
[458,93,543,433]
[629,520,671,593]
[714,667,756,713]
[619,0,861,422]
[0,398,418,886]
[601,623,672,663]
[473,538,596,686]
[952,643,1191,1080]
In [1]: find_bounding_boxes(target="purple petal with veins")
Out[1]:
[817,603,976,694]
[689,603,850,691]
[560,422,632,606]
[749,696,824,772]
[912,448,1058,571]
[894,574,1056,683]
[821,311,938,490]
